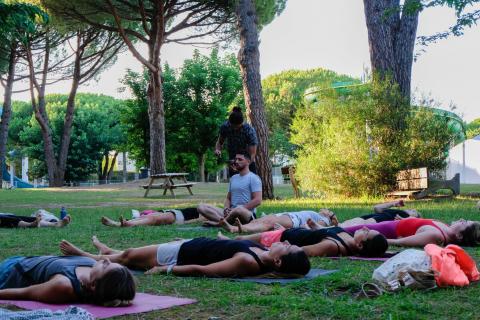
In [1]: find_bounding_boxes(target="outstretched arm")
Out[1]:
[302,240,341,257]
[373,200,403,213]
[146,255,258,278]
[0,276,75,303]
[388,232,443,247]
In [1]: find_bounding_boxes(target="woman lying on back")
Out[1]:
[218,220,388,258]
[308,217,480,247]
[60,235,310,278]
[0,255,135,305]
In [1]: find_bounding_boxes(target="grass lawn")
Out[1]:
[1,182,480,319]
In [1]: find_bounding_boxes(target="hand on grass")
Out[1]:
[145,266,168,275]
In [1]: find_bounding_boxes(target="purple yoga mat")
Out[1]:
[0,292,196,319]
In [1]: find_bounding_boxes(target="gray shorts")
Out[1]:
[156,239,191,266]
[168,209,185,224]
[276,211,330,228]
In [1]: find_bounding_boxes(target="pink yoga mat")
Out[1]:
[0,292,196,319]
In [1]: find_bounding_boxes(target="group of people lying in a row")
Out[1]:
[0,200,479,307]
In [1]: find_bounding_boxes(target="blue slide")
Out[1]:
[2,164,35,188]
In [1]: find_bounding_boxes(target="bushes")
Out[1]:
[291,79,454,197]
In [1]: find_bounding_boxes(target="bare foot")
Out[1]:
[307,218,321,230]
[92,236,115,255]
[101,216,120,227]
[202,220,220,227]
[234,218,243,234]
[219,218,238,233]
[119,216,130,227]
[217,231,231,240]
[56,215,71,228]
[60,240,87,256]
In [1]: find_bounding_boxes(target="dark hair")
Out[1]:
[236,152,251,161]
[278,251,311,275]
[92,266,136,306]
[358,234,388,257]
[228,107,244,125]
[458,222,480,246]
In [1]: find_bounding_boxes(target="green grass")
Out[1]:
[1,183,480,319]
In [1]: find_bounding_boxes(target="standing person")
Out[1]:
[198,153,262,224]
[215,107,258,176]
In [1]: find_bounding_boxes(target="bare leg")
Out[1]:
[18,215,41,228]
[339,217,376,228]
[60,239,159,270]
[226,207,254,224]
[219,218,239,233]
[197,203,224,222]
[92,235,121,254]
[217,231,231,240]
[101,216,121,227]
[120,213,175,227]
[373,200,404,213]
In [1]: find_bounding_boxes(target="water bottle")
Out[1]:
[60,207,67,219]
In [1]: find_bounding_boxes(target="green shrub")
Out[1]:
[291,78,454,197]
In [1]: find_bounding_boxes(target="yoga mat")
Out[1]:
[329,252,398,262]
[0,293,196,319]
[220,268,337,284]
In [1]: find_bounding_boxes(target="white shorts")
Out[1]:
[276,211,330,228]
[156,239,191,266]
[169,210,185,224]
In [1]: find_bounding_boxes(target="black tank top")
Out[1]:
[360,209,409,222]
[177,237,271,273]
[280,227,353,255]
[3,256,95,300]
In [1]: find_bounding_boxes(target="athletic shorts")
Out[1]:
[156,239,191,266]
[260,229,285,247]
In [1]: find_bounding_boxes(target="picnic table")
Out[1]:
[142,173,196,197]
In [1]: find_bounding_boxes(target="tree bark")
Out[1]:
[363,0,420,100]
[0,44,17,188]
[235,0,274,199]
[198,153,206,182]
[55,34,82,187]
[147,67,166,174]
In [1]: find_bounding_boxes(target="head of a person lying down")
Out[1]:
[86,259,137,306]
[268,241,311,276]
[450,219,480,246]
[353,227,388,257]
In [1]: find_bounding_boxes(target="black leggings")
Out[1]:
[0,214,36,228]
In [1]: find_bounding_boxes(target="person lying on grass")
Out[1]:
[59,235,310,278]
[211,208,339,233]
[307,217,480,247]
[0,211,71,229]
[337,200,420,227]
[216,200,417,234]
[101,207,201,228]
[0,255,136,305]
[217,220,388,258]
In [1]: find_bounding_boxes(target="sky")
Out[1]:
[4,0,480,122]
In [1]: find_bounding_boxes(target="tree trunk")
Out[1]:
[235,0,274,199]
[107,151,119,181]
[0,45,17,188]
[56,35,82,187]
[122,152,127,182]
[198,153,206,182]
[363,0,420,100]
[147,67,166,175]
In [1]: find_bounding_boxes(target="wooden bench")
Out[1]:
[387,167,460,200]
[142,173,196,197]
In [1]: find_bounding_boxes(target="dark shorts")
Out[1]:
[0,214,36,228]
[0,256,25,289]
[360,209,410,223]
[180,208,200,221]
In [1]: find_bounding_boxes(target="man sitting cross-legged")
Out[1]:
[197,152,262,225]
